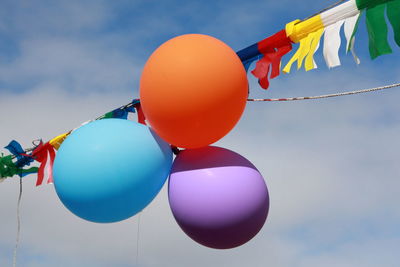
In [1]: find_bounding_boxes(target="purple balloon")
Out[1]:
[168,146,269,249]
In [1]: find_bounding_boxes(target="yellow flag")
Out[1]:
[49,132,70,150]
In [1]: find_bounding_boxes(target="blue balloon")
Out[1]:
[53,119,173,223]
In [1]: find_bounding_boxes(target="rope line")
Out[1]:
[248,82,400,102]
[12,178,23,267]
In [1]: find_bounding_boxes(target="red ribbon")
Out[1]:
[31,142,56,186]
[251,30,293,89]
[134,102,146,125]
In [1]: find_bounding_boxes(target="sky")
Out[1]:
[1,0,400,266]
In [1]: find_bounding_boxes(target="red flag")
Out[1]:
[251,30,293,89]
[31,142,56,186]
[134,102,146,125]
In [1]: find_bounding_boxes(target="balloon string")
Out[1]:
[248,82,400,101]
[13,177,23,267]
[136,212,141,266]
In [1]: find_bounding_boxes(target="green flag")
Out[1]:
[356,0,395,10]
[366,4,392,59]
[0,155,39,179]
[0,155,20,178]
[387,0,400,47]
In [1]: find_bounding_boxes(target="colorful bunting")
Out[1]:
[0,155,20,179]
[344,13,361,64]
[5,140,34,168]
[249,30,292,89]
[49,133,70,150]
[323,20,345,68]
[101,99,145,123]
[30,142,56,186]
[134,101,146,125]
[283,27,324,73]
[366,4,392,59]
[0,154,38,179]
[102,107,132,120]
[284,0,360,72]
[237,0,399,89]
[0,99,147,185]
[355,0,400,58]
[387,1,400,47]
[355,0,393,10]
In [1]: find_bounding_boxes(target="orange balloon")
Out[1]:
[140,34,248,148]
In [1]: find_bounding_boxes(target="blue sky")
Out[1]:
[1,0,400,266]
